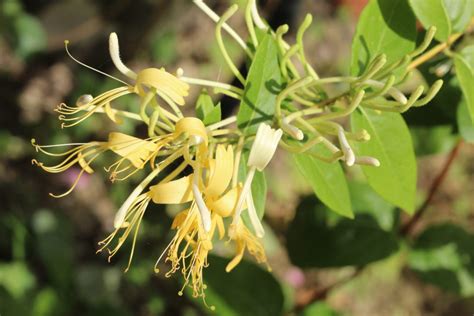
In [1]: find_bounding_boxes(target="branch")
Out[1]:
[399,140,463,236]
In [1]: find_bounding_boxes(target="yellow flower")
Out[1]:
[32,117,209,196]
[226,220,270,273]
[96,117,211,273]
[57,33,189,128]
[231,123,282,237]
[148,144,237,302]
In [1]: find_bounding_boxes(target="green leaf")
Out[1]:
[293,150,353,218]
[457,98,474,143]
[0,261,36,299]
[287,197,399,268]
[237,33,282,134]
[459,45,474,67]
[351,108,417,213]
[298,302,342,316]
[195,89,221,126]
[351,0,417,75]
[443,0,474,33]
[13,13,47,59]
[408,0,451,41]
[201,255,284,316]
[409,224,474,296]
[455,47,474,125]
[239,152,267,220]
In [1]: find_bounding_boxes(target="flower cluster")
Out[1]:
[32,0,442,307]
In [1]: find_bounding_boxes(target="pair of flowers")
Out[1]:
[32,34,283,300]
[97,120,282,301]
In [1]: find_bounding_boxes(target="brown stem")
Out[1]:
[399,140,463,236]
[293,267,363,313]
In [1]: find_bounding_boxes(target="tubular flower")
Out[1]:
[149,144,239,302]
[32,116,209,197]
[56,33,189,129]
[231,123,282,238]
[96,117,211,271]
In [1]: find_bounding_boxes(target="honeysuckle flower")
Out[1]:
[56,33,189,129]
[231,123,282,238]
[147,144,239,302]
[225,220,269,273]
[32,116,210,198]
[96,117,212,272]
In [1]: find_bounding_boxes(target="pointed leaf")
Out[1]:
[457,98,474,143]
[351,108,417,213]
[237,33,282,134]
[408,0,451,41]
[195,89,221,126]
[454,48,474,125]
[293,151,353,218]
[442,0,474,33]
[351,0,417,75]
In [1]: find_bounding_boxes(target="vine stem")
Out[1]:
[293,267,363,313]
[408,17,474,70]
[399,139,463,236]
[292,140,463,312]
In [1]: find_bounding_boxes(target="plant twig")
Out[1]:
[400,140,463,236]
[292,267,363,313]
[408,17,474,70]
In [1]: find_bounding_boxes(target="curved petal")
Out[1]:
[208,186,243,218]
[171,210,189,229]
[174,117,208,145]
[149,175,193,204]
[205,145,234,198]
[108,132,158,168]
[135,68,189,105]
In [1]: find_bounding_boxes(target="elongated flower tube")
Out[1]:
[231,123,282,238]
[97,117,211,263]
[57,33,189,129]
[149,144,242,302]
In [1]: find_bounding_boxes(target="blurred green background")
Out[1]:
[1,0,474,315]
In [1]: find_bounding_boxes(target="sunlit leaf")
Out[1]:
[351,108,417,213]
[442,0,474,33]
[457,98,474,143]
[454,47,474,125]
[351,0,416,75]
[237,33,282,134]
[293,151,353,218]
[408,0,451,41]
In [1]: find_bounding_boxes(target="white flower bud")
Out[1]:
[248,123,283,171]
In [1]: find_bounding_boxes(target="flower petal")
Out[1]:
[208,186,242,218]
[108,132,158,168]
[149,176,193,204]
[205,145,233,197]
[135,68,189,105]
